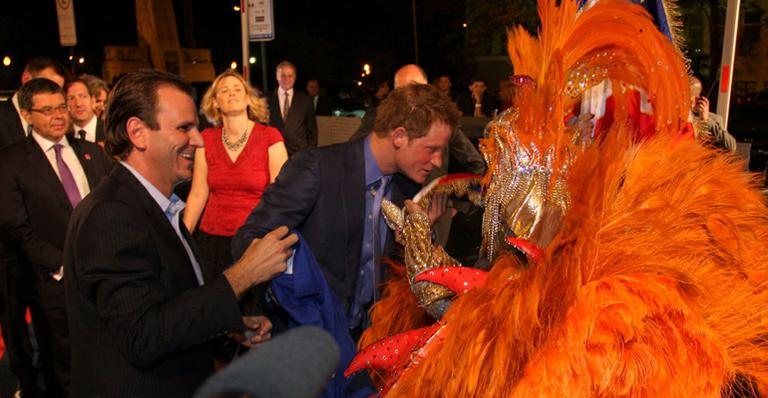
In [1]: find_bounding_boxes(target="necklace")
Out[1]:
[222,125,249,151]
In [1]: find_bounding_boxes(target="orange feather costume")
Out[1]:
[348,0,768,396]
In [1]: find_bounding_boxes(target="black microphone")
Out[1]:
[194,326,341,398]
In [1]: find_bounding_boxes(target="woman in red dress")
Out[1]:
[184,70,288,277]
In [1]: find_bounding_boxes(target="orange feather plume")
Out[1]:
[361,0,768,396]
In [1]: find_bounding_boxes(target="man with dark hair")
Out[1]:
[268,61,318,156]
[432,73,454,100]
[64,70,298,397]
[0,78,111,397]
[234,84,460,337]
[306,78,333,116]
[65,78,106,144]
[0,56,68,148]
[0,55,67,398]
[456,77,495,117]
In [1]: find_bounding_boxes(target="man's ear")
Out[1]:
[125,117,148,151]
[20,110,32,125]
[392,126,408,149]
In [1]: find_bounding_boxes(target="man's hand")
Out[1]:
[230,315,273,348]
[694,96,709,121]
[426,193,449,226]
[225,226,298,297]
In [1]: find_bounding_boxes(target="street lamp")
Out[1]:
[2,56,11,67]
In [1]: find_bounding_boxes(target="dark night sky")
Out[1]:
[0,0,468,91]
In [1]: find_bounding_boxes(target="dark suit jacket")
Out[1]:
[64,164,244,397]
[233,138,420,306]
[0,98,25,149]
[313,94,334,116]
[268,90,318,156]
[0,135,111,308]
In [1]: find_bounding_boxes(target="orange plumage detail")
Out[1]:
[359,0,768,396]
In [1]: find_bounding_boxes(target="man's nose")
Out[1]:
[431,151,444,169]
[189,128,204,147]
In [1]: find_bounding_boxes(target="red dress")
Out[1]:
[199,123,283,237]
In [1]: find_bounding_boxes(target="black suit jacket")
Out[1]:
[268,90,318,156]
[313,94,334,116]
[0,98,25,149]
[64,164,244,397]
[233,138,420,306]
[0,135,111,308]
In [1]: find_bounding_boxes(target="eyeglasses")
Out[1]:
[29,104,69,116]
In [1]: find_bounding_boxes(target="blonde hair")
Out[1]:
[200,71,269,126]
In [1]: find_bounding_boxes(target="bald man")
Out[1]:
[690,76,736,152]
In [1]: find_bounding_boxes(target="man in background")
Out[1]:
[268,61,318,156]
[456,77,494,118]
[306,78,333,116]
[66,78,106,145]
[690,76,736,152]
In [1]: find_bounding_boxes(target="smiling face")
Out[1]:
[67,81,96,126]
[393,121,452,184]
[214,75,248,116]
[22,92,70,142]
[141,86,202,194]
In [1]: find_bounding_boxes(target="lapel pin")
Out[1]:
[84,153,92,160]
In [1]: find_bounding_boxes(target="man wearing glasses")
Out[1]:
[0,78,111,397]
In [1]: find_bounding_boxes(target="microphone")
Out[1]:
[194,326,341,398]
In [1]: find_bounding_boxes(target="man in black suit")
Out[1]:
[268,61,318,156]
[233,84,460,337]
[306,78,333,116]
[64,70,298,398]
[0,56,67,398]
[0,78,112,396]
[0,57,67,149]
[65,77,106,145]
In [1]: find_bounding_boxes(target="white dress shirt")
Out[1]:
[31,131,90,199]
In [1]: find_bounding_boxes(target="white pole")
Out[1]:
[240,0,249,81]
[716,0,741,124]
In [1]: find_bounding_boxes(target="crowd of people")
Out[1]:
[0,0,757,396]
